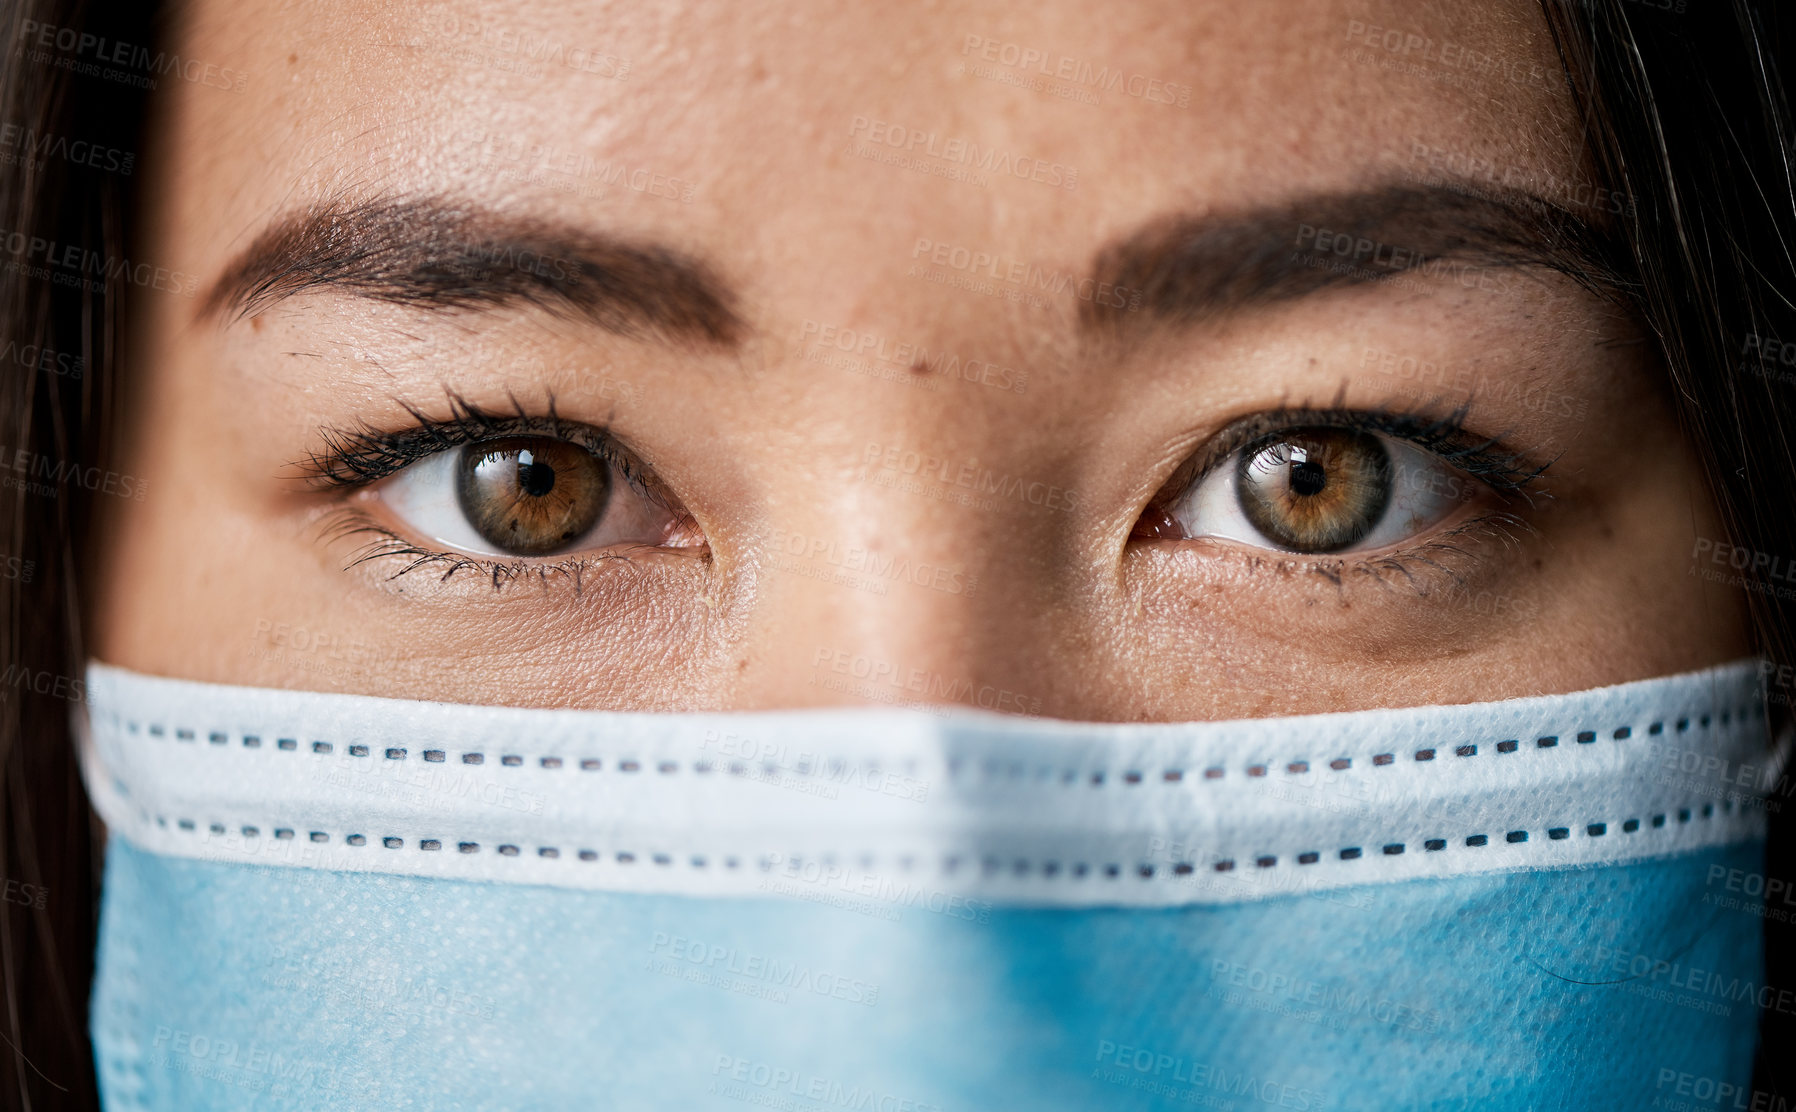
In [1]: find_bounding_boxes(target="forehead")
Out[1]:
[159,0,1577,311]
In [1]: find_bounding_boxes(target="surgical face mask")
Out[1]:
[79,659,1781,1111]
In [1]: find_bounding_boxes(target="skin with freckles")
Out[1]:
[89,0,1751,721]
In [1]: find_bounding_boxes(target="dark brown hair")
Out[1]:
[1536,2,1796,1090]
[0,0,1791,1108]
[0,0,154,1105]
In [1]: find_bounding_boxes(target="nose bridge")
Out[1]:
[729,490,997,709]
[721,403,1076,713]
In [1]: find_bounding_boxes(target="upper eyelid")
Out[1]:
[300,410,666,502]
[1170,406,1551,502]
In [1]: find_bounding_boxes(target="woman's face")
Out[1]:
[91,0,1750,719]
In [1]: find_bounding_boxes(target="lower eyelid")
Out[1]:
[317,504,699,596]
[1134,510,1534,602]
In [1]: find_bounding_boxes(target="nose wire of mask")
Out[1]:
[80,660,1782,1111]
[81,660,1776,903]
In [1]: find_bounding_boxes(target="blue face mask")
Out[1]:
[79,660,1781,1111]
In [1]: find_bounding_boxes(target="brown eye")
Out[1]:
[1234,429,1392,553]
[1147,422,1483,555]
[455,436,609,555]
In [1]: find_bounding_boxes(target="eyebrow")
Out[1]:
[1078,183,1632,335]
[205,184,1625,349]
[201,194,744,346]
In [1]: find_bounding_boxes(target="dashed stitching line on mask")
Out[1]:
[110,700,1764,790]
[144,795,1745,884]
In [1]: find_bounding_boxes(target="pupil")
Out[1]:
[1290,460,1327,497]
[517,451,556,497]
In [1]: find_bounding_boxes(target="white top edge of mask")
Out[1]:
[77,659,1782,908]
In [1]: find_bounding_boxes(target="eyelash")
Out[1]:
[1152,402,1554,593]
[302,391,658,491]
[1171,401,1552,502]
[300,392,688,591]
